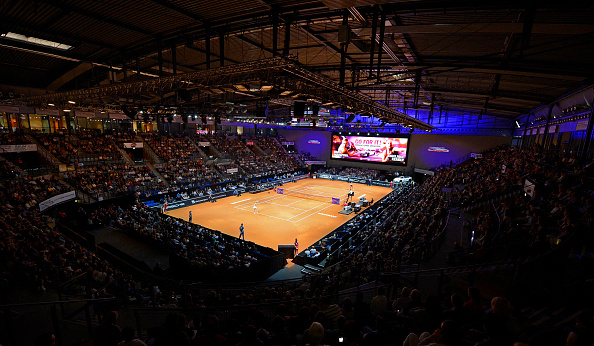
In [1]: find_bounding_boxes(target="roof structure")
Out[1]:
[2,0,594,126]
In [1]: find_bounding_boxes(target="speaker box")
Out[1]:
[311,104,319,117]
[178,89,192,103]
[338,24,351,44]
[121,106,137,120]
[294,101,305,117]
[278,245,295,259]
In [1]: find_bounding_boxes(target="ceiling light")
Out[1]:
[2,32,73,50]
[68,100,76,104]
[280,90,294,96]
[233,84,249,92]
[63,109,71,112]
[260,85,274,92]
[48,103,55,107]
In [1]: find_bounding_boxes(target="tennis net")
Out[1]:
[280,188,341,204]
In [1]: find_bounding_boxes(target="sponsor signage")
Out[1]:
[123,142,143,149]
[198,141,210,146]
[317,173,397,187]
[39,190,76,212]
[470,153,483,158]
[226,167,239,173]
[36,109,61,116]
[304,160,326,165]
[428,146,449,152]
[0,105,20,113]
[277,188,284,194]
[331,197,340,205]
[576,120,588,131]
[414,168,435,176]
[75,111,95,117]
[0,144,37,153]
[147,189,246,211]
[281,142,294,145]
[307,139,321,144]
[246,141,255,146]
[524,178,535,197]
[109,113,128,119]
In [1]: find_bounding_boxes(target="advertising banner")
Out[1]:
[39,190,76,212]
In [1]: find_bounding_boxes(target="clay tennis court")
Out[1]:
[167,178,393,252]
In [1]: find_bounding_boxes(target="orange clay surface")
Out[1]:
[167,178,393,251]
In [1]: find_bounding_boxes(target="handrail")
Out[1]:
[56,269,92,290]
[324,189,411,269]
[0,297,117,308]
[381,260,517,276]
[490,202,502,242]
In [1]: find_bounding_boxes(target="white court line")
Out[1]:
[293,203,336,222]
[234,206,296,222]
[358,194,366,199]
[318,212,337,218]
[267,201,310,210]
[308,185,354,192]
[288,202,326,220]
[230,198,251,205]
[284,199,303,206]
[236,194,281,207]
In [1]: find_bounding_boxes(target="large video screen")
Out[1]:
[331,133,410,165]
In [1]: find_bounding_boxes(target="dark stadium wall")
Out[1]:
[408,134,511,169]
[277,129,332,161]
[290,130,509,171]
[276,129,510,171]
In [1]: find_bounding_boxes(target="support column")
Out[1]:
[272,12,279,56]
[542,103,554,149]
[122,55,127,82]
[283,17,292,56]
[219,32,225,67]
[339,10,349,86]
[581,98,594,160]
[157,41,163,76]
[206,26,211,69]
[521,114,532,149]
[376,11,386,83]
[369,5,379,77]
[171,43,177,74]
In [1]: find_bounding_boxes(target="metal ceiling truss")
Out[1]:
[17,56,435,131]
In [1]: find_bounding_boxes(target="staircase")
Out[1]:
[301,263,325,275]
[138,136,162,164]
[206,142,225,159]
[26,134,61,168]
[146,163,170,187]
[187,137,209,159]
[53,173,97,203]
[107,135,135,165]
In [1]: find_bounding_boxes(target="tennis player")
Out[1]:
[253,201,258,214]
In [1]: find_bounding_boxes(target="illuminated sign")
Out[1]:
[428,146,449,153]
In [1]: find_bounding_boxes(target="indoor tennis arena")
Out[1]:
[1,1,594,345]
